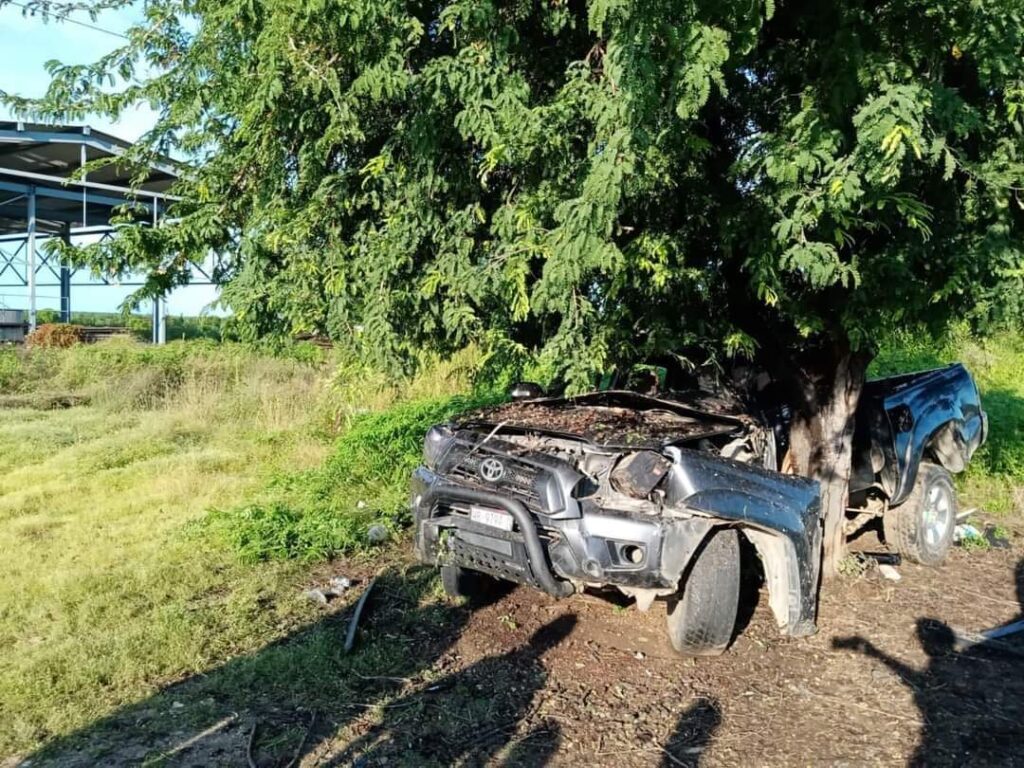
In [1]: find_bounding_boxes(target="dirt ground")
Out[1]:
[16,537,1024,767]
[310,546,1024,767]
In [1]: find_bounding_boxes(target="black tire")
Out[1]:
[883,462,957,566]
[440,565,494,603]
[665,528,741,656]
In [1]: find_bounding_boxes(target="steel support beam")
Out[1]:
[27,186,36,332]
[0,127,179,178]
[151,296,166,345]
[0,178,156,212]
[60,226,72,323]
[0,167,177,201]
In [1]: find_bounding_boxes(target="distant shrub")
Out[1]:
[25,324,84,349]
[0,348,19,391]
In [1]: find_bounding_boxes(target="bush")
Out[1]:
[0,348,19,391]
[25,324,84,349]
[204,392,501,562]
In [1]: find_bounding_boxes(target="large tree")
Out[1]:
[6,0,1024,571]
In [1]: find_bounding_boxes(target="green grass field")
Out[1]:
[0,342,334,753]
[1,331,1022,759]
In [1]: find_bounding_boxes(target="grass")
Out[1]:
[202,391,500,563]
[0,341,336,754]
[0,338,478,758]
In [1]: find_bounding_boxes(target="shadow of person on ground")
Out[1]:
[833,557,1024,766]
[25,566,504,767]
[322,614,577,768]
[660,697,721,767]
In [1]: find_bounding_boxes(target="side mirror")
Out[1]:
[510,382,545,400]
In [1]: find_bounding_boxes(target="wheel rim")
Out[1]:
[922,483,953,548]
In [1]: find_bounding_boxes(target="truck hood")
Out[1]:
[458,390,751,449]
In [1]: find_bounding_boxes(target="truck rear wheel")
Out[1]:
[883,462,957,566]
[665,528,740,656]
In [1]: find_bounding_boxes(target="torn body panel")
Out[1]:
[851,363,987,505]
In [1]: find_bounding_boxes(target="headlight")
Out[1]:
[422,425,454,469]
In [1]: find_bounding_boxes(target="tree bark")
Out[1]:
[785,348,871,578]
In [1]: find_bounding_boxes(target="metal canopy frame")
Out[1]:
[0,121,206,343]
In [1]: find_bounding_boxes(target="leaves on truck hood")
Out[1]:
[458,390,751,449]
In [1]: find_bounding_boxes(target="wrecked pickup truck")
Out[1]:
[411,363,985,655]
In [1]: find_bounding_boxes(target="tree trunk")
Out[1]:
[786,349,871,579]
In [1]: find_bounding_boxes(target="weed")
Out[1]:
[959,531,991,551]
[837,554,869,577]
[991,525,1012,541]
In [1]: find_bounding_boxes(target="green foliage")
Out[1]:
[204,392,501,562]
[0,347,18,391]
[4,0,1024,393]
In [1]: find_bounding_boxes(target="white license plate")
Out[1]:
[469,505,514,532]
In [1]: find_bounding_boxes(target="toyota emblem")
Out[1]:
[479,457,505,482]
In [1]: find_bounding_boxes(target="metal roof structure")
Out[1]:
[0,121,186,342]
[0,121,177,235]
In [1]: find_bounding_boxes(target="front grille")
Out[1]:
[446,452,545,511]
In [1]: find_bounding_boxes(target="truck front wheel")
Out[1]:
[665,528,741,656]
[440,565,495,604]
[884,462,957,566]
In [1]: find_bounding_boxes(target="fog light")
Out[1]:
[621,544,645,565]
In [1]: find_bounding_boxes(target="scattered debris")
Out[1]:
[304,576,355,605]
[330,576,353,592]
[860,552,902,566]
[984,618,1024,641]
[951,618,1024,657]
[366,524,389,544]
[344,577,378,654]
[878,564,902,582]
[304,588,329,605]
[954,523,982,544]
[984,525,1011,549]
[956,507,978,522]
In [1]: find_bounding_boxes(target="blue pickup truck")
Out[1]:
[411,363,986,655]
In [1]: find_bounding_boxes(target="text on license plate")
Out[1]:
[469,506,514,532]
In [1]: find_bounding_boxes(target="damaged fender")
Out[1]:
[662,447,822,637]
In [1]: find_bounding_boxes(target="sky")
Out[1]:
[0,1,222,318]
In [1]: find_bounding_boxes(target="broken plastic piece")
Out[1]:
[304,588,329,605]
[954,523,982,543]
